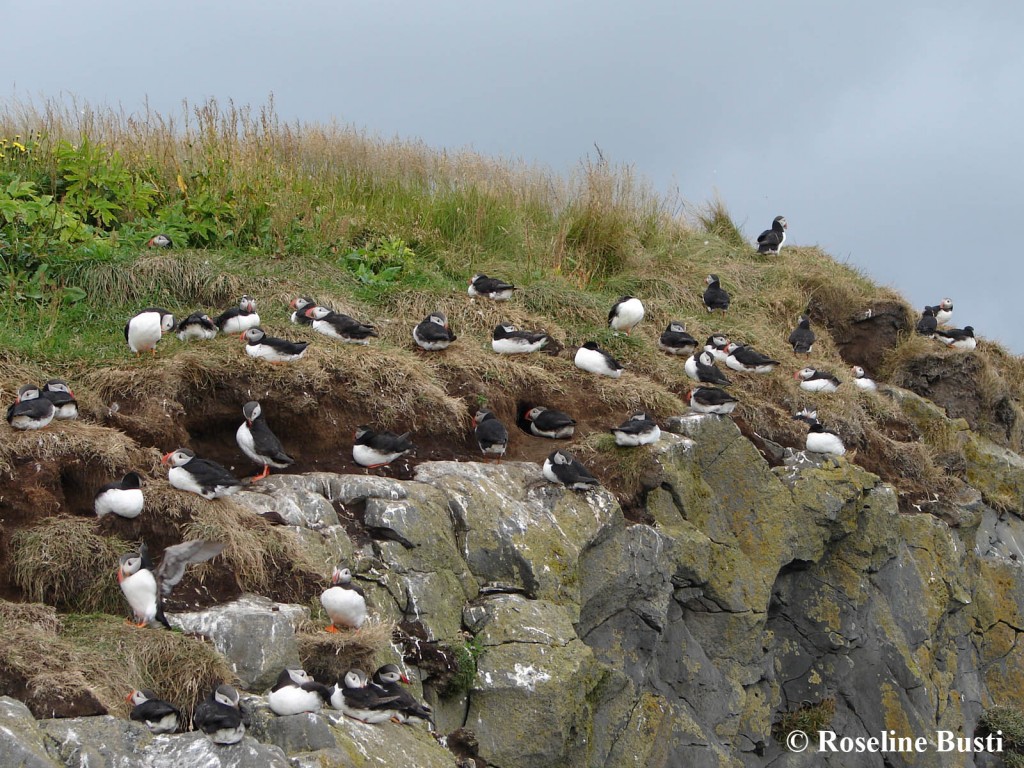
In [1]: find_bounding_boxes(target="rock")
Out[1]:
[328,715,458,767]
[39,716,152,767]
[233,485,339,530]
[168,595,308,690]
[241,696,337,755]
[0,697,60,768]
[143,733,290,768]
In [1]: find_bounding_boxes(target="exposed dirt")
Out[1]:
[816,300,911,374]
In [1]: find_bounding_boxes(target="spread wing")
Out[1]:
[156,540,224,596]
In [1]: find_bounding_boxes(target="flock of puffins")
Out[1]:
[3,216,975,743]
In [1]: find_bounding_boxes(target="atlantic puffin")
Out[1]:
[6,384,56,430]
[704,334,731,362]
[125,308,175,354]
[610,412,661,447]
[539,450,597,491]
[320,565,367,632]
[574,342,624,378]
[851,366,878,391]
[724,343,780,374]
[94,472,144,519]
[268,668,332,716]
[916,307,938,336]
[788,316,815,355]
[756,216,787,254]
[353,426,415,468]
[795,367,841,393]
[932,298,953,325]
[370,664,434,725]
[608,296,645,335]
[934,326,976,351]
[518,405,576,439]
[193,684,248,745]
[146,234,173,248]
[305,306,378,344]
[162,448,245,499]
[413,312,457,350]
[241,328,309,363]
[468,274,516,300]
[215,296,260,334]
[289,296,317,325]
[236,401,294,480]
[330,669,400,723]
[703,275,730,313]
[686,387,739,415]
[684,351,732,386]
[117,540,224,628]
[473,409,509,459]
[793,408,845,456]
[128,689,181,734]
[492,324,550,354]
[658,322,697,356]
[176,312,218,341]
[40,379,78,420]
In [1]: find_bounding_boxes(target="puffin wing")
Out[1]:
[415,321,454,342]
[156,540,224,597]
[251,420,293,464]
[132,699,180,722]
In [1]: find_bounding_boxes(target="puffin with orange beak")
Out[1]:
[236,401,294,481]
[117,540,223,628]
[215,295,260,334]
[162,448,245,499]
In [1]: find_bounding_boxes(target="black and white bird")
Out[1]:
[241,328,309,363]
[330,669,400,723]
[473,409,509,460]
[756,216,787,255]
[268,668,332,716]
[306,306,378,344]
[684,351,732,386]
[6,384,56,430]
[543,450,600,490]
[128,689,181,734]
[851,366,878,392]
[321,565,367,632]
[703,274,731,313]
[795,367,841,393]
[932,298,953,325]
[353,426,415,468]
[704,334,731,363]
[935,325,977,351]
[491,324,550,355]
[609,412,661,447]
[215,295,260,334]
[146,234,173,248]
[788,316,815,355]
[162,448,245,499]
[916,307,938,336]
[574,341,624,378]
[125,308,175,354]
[724,343,780,374]
[117,540,224,628]
[608,296,645,335]
[40,379,78,420]
[370,664,434,725]
[468,274,516,301]
[686,387,739,415]
[193,685,248,745]
[236,401,294,480]
[94,472,144,519]
[176,312,218,341]
[793,408,846,456]
[289,296,318,325]
[413,312,457,351]
[658,322,698,356]
[519,405,576,439]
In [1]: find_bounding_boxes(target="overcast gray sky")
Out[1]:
[6,1,1023,351]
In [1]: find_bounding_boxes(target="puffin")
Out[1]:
[756,215,787,254]
[492,324,550,355]
[851,366,878,392]
[473,409,509,460]
[268,668,332,716]
[468,273,516,300]
[795,367,841,393]
[321,565,367,632]
[704,334,731,362]
[128,689,181,734]
[40,379,78,420]
[289,296,317,325]
[788,316,815,355]
[305,306,378,344]
[176,312,218,341]
[574,342,624,378]
[413,312,457,350]
[932,298,954,325]
[793,408,846,456]
[686,387,739,415]
[608,296,645,335]
[724,343,780,374]
[6,384,56,430]
[353,426,415,468]
[125,308,175,355]
[684,351,732,386]
[94,472,144,519]
[370,664,434,725]
[518,405,576,439]
[330,669,400,723]
[916,307,938,336]
[193,684,248,745]
[146,234,173,248]
[117,540,224,628]
[609,412,661,447]
[236,401,294,480]
[934,326,977,351]
[241,328,309,363]
[162,448,245,499]
[703,274,730,313]
[542,450,600,490]
[658,322,697,356]
[215,295,260,334]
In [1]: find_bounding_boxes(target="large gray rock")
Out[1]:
[0,697,60,768]
[40,716,152,767]
[142,733,290,768]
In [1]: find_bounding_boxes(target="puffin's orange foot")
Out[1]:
[390,715,403,724]
[324,624,339,633]
[252,466,270,482]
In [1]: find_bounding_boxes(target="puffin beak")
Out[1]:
[116,565,124,583]
[401,674,411,684]
[125,690,135,703]
[792,371,801,380]
[160,451,173,465]
[239,332,247,341]
[289,298,298,308]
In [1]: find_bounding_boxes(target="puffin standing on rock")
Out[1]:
[413,312,457,351]
[128,689,181,734]
[353,426,415,468]
[193,685,248,745]
[176,313,218,341]
[658,322,697,356]
[125,308,175,355]
[268,668,332,716]
[331,669,400,723]
[306,306,378,344]
[756,215,787,254]
[610,412,661,447]
[236,401,294,480]
[215,295,260,334]
[793,408,846,456]
[686,387,739,415]
[608,296,645,335]
[162,448,246,499]
[94,472,144,519]
[468,274,516,300]
[370,664,434,726]
[320,565,367,632]
[543,450,600,490]
[473,409,509,460]
[519,405,576,439]
[117,540,224,628]
[574,342,624,378]
[7,384,56,430]
[241,328,309,363]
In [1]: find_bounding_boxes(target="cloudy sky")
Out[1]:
[5,2,1022,350]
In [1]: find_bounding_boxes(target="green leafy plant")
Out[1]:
[343,236,415,287]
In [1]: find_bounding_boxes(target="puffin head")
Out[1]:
[373,663,410,686]
[343,669,369,689]
[306,306,329,320]
[242,401,261,424]
[214,685,240,708]
[161,448,196,468]
[239,295,256,313]
[241,327,266,343]
[118,551,144,582]
[331,565,353,586]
